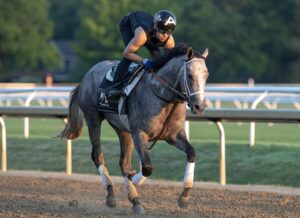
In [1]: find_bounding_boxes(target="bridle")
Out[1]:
[181,57,206,106]
[152,56,206,105]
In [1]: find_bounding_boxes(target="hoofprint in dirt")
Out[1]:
[0,171,299,218]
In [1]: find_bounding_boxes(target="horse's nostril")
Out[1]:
[194,105,200,111]
[192,103,206,113]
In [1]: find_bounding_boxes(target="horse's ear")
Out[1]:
[202,48,209,59]
[186,47,194,60]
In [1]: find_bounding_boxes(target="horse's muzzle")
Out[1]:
[190,99,207,114]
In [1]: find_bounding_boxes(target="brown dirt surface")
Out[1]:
[0,171,299,218]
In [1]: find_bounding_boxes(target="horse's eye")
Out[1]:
[188,74,193,80]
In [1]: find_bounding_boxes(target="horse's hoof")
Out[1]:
[177,194,189,209]
[106,195,117,208]
[132,204,144,214]
[132,198,144,214]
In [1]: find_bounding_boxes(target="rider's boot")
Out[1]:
[109,58,130,96]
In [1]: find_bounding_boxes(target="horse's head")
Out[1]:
[150,43,209,113]
[180,47,209,114]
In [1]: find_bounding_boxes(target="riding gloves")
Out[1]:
[142,59,154,70]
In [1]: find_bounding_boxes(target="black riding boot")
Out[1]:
[109,58,131,96]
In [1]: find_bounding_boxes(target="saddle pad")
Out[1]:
[97,88,119,113]
[96,63,144,114]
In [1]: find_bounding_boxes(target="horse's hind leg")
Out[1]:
[85,114,117,208]
[116,130,144,214]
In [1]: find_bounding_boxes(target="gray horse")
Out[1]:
[60,44,209,213]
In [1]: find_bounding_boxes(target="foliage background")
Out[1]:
[0,0,300,83]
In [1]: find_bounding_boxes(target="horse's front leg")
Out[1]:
[167,128,196,209]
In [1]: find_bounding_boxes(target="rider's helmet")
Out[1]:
[154,10,176,34]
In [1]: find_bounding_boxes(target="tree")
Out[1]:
[285,0,300,82]
[232,0,297,82]
[48,0,83,39]
[71,0,300,82]
[174,0,300,83]
[0,0,60,81]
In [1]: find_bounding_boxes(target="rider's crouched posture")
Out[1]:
[110,10,176,95]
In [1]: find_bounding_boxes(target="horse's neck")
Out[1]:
[157,56,184,82]
[145,56,184,103]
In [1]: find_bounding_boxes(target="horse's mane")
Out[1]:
[152,43,190,71]
[152,42,202,71]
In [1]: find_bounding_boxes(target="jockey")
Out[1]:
[110,10,176,95]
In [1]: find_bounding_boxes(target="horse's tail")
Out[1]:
[59,86,83,139]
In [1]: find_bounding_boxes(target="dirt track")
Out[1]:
[0,171,299,218]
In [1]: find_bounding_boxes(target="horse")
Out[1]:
[60,43,209,214]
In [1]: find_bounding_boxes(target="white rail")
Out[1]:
[1,85,300,108]
[1,85,300,144]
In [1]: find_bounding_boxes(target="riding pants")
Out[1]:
[113,16,135,84]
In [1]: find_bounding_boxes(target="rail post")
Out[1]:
[216,121,226,185]
[24,92,37,138]
[185,121,190,141]
[0,117,7,172]
[250,92,268,146]
[64,118,72,175]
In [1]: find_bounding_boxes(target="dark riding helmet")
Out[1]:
[154,10,176,33]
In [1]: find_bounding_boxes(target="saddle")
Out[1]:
[96,63,144,114]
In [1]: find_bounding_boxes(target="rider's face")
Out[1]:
[155,31,170,42]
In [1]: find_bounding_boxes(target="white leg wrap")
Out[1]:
[132,172,147,186]
[124,177,139,201]
[98,165,112,190]
[183,162,195,188]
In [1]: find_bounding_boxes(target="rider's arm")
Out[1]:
[164,34,175,49]
[122,27,147,64]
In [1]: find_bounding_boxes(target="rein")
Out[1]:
[152,73,187,101]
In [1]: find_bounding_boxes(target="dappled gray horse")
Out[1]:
[60,44,209,213]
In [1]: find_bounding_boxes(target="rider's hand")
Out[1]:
[142,59,154,70]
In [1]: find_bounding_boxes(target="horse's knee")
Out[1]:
[187,147,196,163]
[142,164,153,177]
